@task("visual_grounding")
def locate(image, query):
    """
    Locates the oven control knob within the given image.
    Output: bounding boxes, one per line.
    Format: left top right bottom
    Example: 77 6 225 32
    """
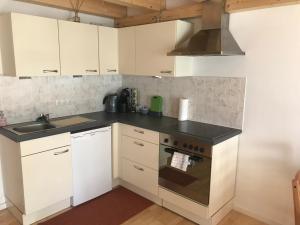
200 147 205 153
189 145 193 150
194 146 199 151
174 141 178 146
164 138 169 143
183 143 187 148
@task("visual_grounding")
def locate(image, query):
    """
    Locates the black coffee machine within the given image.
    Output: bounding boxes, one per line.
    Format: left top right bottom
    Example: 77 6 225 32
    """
118 88 138 113
118 88 131 113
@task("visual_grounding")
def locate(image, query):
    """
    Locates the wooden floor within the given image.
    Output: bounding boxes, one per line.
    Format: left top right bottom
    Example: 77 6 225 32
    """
0 205 268 225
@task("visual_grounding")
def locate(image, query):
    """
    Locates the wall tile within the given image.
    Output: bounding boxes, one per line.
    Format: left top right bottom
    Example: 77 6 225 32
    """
0 74 245 129
0 75 122 124
123 75 246 129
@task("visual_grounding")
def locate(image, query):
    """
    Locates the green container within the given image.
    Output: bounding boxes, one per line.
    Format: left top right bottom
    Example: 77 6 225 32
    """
149 96 163 117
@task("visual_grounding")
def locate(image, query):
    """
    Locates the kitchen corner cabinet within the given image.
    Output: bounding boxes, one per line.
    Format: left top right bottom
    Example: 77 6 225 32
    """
0 133 72 225
0 13 60 76
99 26 119 75
135 21 194 77
59 20 99 75
118 27 136 75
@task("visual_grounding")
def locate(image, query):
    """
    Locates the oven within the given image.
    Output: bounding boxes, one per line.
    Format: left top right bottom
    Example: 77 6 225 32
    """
159 133 212 206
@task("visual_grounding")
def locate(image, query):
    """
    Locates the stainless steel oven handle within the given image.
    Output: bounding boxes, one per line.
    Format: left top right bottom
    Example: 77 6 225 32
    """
133 165 144 171
163 147 205 161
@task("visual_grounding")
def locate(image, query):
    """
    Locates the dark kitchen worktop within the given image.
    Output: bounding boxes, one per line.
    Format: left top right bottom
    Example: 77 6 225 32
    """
0 111 242 145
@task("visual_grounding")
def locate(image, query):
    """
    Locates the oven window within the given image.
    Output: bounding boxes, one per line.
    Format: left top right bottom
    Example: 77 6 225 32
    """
159 145 211 205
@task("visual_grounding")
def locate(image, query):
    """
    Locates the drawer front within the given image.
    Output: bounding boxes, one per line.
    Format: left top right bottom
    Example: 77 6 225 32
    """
22 146 72 214
121 124 159 144
121 135 158 170
159 187 208 218
121 158 158 196
20 133 70 156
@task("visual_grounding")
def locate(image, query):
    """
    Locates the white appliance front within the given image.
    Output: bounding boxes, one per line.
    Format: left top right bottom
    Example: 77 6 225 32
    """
71 126 112 206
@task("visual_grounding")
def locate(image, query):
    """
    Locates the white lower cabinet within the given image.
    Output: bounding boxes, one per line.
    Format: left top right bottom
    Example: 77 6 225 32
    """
121 158 158 196
119 124 159 197
22 146 72 214
0 133 72 225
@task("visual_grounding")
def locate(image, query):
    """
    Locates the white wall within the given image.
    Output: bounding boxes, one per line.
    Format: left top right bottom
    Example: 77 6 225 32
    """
193 5 300 225
0 0 114 210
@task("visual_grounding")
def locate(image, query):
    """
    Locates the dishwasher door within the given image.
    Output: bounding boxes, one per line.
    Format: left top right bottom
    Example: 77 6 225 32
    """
71 126 112 206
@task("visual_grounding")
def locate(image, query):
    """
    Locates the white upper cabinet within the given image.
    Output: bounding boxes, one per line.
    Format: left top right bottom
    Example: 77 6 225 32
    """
99 26 119 75
0 13 60 76
0 13 194 77
135 20 194 77
59 20 99 75
118 27 136 75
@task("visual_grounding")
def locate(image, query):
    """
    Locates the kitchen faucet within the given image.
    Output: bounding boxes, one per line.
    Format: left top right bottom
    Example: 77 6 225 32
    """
36 113 50 123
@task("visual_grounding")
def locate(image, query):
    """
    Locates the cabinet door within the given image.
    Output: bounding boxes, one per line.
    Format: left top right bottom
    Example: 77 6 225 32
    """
59 20 99 75
118 27 135 75
135 21 176 76
11 13 60 76
121 158 158 195
99 26 119 75
22 147 72 214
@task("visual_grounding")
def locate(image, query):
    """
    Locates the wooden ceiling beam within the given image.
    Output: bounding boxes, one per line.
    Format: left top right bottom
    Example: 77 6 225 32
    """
17 0 127 18
104 0 166 11
116 0 300 28
115 3 203 27
226 0 300 13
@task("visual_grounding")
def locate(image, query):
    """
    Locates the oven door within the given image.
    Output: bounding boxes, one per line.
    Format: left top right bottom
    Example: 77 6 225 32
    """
159 144 211 205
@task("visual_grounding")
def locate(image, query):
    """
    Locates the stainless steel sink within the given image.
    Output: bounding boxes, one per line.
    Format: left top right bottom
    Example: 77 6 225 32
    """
12 122 56 134
3 116 95 135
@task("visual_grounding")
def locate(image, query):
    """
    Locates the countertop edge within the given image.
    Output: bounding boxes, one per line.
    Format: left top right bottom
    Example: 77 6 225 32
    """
0 112 242 145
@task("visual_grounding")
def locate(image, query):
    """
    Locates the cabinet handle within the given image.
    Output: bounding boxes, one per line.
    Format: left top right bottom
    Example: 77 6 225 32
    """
160 70 172 74
86 69 98 72
134 129 144 134
133 165 144 172
54 149 69 155
134 141 144 147
43 69 58 73
107 69 117 72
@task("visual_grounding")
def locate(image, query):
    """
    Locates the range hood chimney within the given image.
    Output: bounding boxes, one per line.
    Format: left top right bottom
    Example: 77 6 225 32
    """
168 0 245 56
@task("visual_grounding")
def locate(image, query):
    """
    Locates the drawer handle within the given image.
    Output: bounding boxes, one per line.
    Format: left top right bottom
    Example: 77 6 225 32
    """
134 165 144 171
54 150 69 155
107 69 117 72
86 69 98 72
160 70 172 74
43 69 58 73
134 141 144 147
134 129 144 134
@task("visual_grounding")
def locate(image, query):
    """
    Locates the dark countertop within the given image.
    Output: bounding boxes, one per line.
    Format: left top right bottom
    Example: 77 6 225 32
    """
0 111 241 145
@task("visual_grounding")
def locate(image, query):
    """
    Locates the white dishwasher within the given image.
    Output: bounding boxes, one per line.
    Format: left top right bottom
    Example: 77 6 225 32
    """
71 126 112 206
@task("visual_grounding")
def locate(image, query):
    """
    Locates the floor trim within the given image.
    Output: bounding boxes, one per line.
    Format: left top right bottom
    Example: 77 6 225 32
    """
234 204 283 225
0 202 6 211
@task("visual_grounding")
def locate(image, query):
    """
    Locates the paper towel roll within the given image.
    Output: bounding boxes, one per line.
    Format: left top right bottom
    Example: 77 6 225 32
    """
178 98 189 121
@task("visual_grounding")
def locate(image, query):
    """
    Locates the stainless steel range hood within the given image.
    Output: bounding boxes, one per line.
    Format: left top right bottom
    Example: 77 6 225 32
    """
168 0 245 56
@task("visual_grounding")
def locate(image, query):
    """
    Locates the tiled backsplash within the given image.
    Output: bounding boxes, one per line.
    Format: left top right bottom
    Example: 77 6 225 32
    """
0 75 246 129
0 75 122 124
123 76 246 129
